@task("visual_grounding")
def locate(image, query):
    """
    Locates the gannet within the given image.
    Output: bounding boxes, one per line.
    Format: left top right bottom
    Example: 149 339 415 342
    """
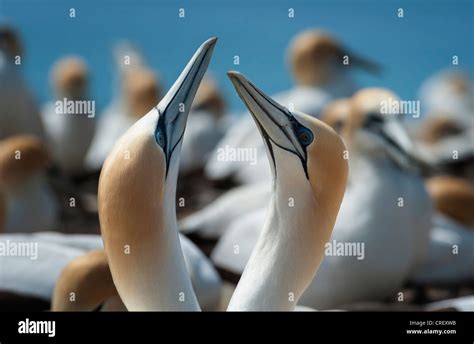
205 29 379 185
0 24 45 140
411 176 474 284
0 232 220 309
41 56 96 175
418 69 473 121
212 88 433 309
52 234 222 311
0 135 59 233
85 50 162 171
179 76 228 175
415 114 474 180
224 71 348 310
99 38 217 311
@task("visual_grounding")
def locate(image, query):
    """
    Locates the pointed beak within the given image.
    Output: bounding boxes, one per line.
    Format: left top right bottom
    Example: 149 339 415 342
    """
155 37 217 174
227 71 312 178
342 49 381 75
365 117 432 174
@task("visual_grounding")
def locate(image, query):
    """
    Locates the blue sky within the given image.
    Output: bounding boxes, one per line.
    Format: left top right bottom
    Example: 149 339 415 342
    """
1 0 473 113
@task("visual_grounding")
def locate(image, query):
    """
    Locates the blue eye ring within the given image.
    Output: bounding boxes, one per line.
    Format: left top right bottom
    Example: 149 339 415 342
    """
297 127 313 146
155 129 165 147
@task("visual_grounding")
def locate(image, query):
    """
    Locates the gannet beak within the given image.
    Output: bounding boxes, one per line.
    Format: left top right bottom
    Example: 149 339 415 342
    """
348 51 381 75
364 116 430 173
227 71 313 178
155 37 217 175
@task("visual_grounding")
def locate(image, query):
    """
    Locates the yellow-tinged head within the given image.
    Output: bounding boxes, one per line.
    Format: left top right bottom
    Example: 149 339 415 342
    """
288 29 380 86
51 56 88 99
0 135 50 188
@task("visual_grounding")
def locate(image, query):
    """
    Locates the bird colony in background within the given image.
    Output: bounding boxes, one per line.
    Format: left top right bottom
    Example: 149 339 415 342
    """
0 20 473 312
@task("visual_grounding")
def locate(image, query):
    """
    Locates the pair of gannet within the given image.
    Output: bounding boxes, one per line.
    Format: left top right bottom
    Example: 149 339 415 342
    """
0 24 45 140
99 37 347 311
411 176 474 285
0 135 59 233
85 44 162 170
211 88 433 309
41 57 96 175
204 29 379 185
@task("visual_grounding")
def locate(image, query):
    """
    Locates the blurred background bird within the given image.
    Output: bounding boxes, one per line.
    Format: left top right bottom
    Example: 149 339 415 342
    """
41 56 96 176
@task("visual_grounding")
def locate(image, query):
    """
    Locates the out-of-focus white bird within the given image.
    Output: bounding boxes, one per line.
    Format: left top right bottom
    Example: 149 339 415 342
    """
411 176 474 285
0 24 45 140
0 232 222 310
418 69 474 121
212 89 433 309
414 114 474 182
85 44 162 170
205 29 380 185
0 135 59 233
41 56 96 175
180 77 228 174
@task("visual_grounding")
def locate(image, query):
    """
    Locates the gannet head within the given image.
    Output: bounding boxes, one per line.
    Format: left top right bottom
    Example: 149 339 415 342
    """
321 98 351 134
344 87 424 171
0 135 50 191
51 56 88 99
420 114 464 144
227 71 348 220
99 37 217 310
288 29 379 86
124 67 162 119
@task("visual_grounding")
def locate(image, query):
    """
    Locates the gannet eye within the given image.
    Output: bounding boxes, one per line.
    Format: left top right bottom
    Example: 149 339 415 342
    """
297 127 313 146
155 129 165 147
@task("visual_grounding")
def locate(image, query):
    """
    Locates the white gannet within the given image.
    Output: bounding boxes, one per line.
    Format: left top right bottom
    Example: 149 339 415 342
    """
85 54 162 171
0 24 45 140
213 89 433 309
224 71 348 310
0 232 220 309
41 56 96 175
418 69 474 121
0 232 100 300
415 114 474 181
205 29 379 185
52 233 222 311
179 76 228 175
411 176 474 285
0 135 59 233
99 38 217 311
